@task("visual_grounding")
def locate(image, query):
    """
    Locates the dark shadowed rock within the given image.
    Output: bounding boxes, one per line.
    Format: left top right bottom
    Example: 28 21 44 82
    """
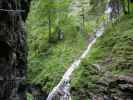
92 75 133 100
0 0 31 100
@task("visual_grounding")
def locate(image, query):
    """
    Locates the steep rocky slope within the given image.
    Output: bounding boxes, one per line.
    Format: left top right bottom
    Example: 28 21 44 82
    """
71 15 133 100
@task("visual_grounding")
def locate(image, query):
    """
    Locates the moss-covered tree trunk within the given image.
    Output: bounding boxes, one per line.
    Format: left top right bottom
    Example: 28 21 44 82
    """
0 0 30 100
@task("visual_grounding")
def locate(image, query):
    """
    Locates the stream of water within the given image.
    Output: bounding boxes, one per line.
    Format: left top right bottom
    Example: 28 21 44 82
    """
47 2 112 100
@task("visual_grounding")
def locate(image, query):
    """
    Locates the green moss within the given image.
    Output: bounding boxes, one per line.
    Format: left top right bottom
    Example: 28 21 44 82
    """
71 15 133 99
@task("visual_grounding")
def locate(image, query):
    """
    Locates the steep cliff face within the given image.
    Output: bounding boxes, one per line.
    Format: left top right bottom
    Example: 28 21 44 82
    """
0 0 30 100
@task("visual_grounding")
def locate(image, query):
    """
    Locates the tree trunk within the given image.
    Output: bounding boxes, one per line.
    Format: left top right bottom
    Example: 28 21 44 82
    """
48 14 52 42
81 8 85 32
121 0 127 14
0 0 30 100
128 0 130 14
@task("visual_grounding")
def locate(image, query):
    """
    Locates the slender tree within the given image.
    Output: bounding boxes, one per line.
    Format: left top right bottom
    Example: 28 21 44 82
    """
48 10 52 42
128 0 130 14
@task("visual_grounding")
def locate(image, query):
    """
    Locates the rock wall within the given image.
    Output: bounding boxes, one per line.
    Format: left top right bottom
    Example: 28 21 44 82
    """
0 0 30 100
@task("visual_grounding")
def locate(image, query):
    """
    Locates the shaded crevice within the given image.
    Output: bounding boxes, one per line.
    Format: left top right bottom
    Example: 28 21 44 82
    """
0 41 11 59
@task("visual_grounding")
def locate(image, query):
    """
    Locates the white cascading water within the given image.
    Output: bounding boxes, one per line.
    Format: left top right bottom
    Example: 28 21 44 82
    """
47 2 112 100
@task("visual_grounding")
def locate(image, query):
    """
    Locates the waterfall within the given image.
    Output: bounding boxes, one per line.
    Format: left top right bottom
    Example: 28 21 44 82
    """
46 1 112 100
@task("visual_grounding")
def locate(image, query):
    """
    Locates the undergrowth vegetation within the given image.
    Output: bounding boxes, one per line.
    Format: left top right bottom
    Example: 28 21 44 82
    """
71 14 133 100
26 0 96 92
26 0 133 99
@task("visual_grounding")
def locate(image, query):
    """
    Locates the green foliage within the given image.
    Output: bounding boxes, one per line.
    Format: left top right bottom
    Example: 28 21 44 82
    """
120 0 133 14
26 93 33 100
26 0 133 98
27 0 95 92
26 0 133 99
71 15 133 99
